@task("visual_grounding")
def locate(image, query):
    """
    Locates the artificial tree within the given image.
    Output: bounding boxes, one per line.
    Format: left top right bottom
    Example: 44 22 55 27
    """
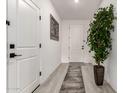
87 4 115 85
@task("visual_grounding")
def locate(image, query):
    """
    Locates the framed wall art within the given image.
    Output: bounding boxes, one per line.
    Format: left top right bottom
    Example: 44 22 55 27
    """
50 14 59 41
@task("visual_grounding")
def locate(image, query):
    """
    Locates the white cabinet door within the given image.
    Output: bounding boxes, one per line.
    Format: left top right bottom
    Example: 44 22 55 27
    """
69 25 84 62
7 0 40 93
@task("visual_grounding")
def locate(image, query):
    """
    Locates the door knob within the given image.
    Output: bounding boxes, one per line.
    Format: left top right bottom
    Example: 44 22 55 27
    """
10 53 22 58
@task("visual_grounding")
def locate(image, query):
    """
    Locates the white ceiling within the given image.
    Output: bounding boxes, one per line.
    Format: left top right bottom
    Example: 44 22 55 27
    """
51 0 102 20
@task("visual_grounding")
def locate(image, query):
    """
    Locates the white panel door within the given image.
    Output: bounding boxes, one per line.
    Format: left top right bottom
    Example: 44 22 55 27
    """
7 0 40 93
69 25 84 62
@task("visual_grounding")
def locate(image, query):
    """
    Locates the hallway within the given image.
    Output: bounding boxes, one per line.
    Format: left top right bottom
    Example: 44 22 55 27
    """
7 0 117 93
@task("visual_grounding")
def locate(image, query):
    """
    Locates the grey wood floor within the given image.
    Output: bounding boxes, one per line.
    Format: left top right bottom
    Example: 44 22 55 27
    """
34 63 116 93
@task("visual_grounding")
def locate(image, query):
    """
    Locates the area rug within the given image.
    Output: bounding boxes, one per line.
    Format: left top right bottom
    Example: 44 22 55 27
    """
59 63 85 93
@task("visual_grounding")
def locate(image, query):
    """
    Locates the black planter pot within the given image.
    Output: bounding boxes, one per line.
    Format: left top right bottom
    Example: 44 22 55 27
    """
94 65 105 86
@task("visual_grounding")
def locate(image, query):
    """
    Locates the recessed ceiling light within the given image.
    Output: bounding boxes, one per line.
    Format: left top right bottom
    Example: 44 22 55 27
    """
75 0 79 3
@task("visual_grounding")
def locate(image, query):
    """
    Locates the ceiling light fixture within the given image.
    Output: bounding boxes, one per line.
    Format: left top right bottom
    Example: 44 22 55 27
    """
75 0 79 3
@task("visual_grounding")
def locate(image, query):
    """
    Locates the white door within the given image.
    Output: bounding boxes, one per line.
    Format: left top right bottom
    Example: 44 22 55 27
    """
69 25 84 62
7 0 41 93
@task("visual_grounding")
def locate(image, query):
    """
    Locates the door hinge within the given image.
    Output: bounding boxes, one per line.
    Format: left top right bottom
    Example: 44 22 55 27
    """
6 20 10 26
39 43 42 48
39 71 42 76
39 16 41 21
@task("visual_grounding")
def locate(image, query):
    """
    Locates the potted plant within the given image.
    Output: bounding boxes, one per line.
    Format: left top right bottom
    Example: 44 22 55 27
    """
87 4 115 86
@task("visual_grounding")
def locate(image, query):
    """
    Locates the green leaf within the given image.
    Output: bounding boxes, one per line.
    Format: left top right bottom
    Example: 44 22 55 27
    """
86 4 116 65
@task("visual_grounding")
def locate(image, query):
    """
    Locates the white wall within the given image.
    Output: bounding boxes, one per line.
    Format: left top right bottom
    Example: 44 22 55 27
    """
99 0 117 91
61 20 94 63
31 0 117 91
32 0 62 84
